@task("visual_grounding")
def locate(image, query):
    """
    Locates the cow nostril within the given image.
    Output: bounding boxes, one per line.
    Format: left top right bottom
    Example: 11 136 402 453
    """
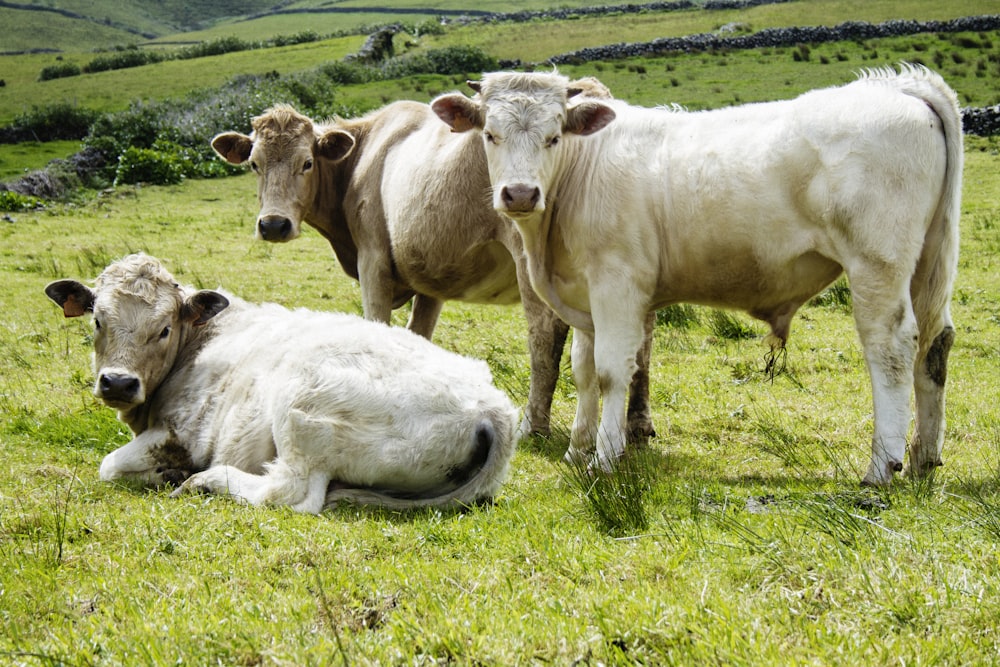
98 373 140 400
258 216 293 242
500 184 541 213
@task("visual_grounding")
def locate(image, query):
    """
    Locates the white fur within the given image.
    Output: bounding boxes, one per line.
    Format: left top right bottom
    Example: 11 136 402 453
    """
58 254 518 513
434 66 963 484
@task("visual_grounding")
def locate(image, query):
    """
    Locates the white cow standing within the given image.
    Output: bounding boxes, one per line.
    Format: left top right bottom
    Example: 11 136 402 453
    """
432 65 963 485
45 254 518 513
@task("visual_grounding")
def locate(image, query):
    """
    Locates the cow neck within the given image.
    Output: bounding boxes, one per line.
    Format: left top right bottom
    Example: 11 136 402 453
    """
122 303 227 436
514 194 595 332
310 135 362 280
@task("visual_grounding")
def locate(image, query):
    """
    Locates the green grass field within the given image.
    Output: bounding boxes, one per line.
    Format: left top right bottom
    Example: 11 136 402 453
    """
1 145 997 665
2 1 1000 662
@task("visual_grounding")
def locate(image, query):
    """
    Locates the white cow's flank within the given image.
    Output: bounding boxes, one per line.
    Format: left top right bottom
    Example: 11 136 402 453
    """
433 66 962 485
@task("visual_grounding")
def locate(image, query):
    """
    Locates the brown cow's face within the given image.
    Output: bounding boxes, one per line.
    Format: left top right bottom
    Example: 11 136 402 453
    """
46 254 228 410
212 105 355 243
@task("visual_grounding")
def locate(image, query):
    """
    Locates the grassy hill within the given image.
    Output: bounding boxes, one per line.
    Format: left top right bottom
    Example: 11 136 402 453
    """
1 0 997 182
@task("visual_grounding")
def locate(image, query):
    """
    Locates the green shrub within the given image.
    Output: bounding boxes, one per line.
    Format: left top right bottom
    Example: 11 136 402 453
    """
272 31 321 47
38 62 81 81
114 146 184 186
381 46 498 78
83 48 163 74
320 61 379 85
12 103 98 142
0 191 43 212
177 36 252 59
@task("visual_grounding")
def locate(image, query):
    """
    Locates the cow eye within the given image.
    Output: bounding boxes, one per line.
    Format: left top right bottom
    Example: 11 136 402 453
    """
484 132 496 145
94 318 102 331
250 161 259 172
303 159 313 172
159 326 171 340
546 136 560 148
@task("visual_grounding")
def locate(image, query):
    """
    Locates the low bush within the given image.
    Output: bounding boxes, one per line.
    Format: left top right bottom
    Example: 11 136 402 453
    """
38 62 81 81
113 146 184 186
0 190 43 211
382 45 499 78
83 48 164 74
10 104 99 142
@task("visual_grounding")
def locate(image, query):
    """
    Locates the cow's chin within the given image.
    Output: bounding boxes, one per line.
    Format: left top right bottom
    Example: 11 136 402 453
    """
95 393 145 411
500 209 543 226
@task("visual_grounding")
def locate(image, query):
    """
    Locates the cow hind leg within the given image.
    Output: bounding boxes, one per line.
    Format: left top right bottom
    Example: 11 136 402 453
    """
626 311 656 444
174 460 328 514
518 263 570 439
406 293 444 339
851 276 920 486
909 321 954 478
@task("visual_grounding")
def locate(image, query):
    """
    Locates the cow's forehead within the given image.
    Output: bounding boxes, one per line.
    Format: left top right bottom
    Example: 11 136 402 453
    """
479 73 570 134
93 254 183 321
488 98 566 139
250 106 315 159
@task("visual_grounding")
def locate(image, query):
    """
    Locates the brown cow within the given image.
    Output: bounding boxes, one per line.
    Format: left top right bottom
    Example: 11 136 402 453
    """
212 88 654 441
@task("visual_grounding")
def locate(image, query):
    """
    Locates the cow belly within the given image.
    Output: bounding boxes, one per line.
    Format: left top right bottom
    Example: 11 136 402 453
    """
395 242 520 304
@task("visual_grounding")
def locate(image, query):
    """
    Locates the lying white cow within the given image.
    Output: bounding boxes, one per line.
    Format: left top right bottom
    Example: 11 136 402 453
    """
432 65 963 485
45 254 518 513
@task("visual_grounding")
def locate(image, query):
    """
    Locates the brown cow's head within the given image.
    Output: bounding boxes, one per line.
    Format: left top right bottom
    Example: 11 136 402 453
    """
212 104 356 242
45 254 228 411
431 72 615 220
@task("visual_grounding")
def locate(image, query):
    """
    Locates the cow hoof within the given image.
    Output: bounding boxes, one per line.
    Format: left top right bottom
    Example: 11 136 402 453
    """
626 420 656 445
861 458 904 487
907 458 944 479
563 447 594 468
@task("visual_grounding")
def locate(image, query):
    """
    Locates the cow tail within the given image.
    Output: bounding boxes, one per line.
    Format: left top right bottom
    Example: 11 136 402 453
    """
323 407 517 511
901 64 963 359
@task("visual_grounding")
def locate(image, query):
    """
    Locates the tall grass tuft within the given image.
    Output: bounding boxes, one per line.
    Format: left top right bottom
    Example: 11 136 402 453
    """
561 443 657 538
707 309 759 341
809 277 852 310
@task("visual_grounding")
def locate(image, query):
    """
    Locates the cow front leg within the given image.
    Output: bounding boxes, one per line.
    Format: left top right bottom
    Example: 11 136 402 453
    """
518 265 570 438
566 327 599 465
100 427 194 487
590 285 648 472
356 247 396 324
407 293 444 339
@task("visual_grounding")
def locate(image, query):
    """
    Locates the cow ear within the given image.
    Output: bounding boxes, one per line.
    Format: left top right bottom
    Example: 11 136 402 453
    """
45 280 95 318
316 130 355 163
467 80 482 93
181 291 229 327
211 132 253 165
431 94 482 133
565 101 616 136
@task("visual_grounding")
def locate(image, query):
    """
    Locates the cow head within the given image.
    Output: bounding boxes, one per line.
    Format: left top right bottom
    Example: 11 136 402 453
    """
45 254 229 411
431 72 616 220
212 105 356 242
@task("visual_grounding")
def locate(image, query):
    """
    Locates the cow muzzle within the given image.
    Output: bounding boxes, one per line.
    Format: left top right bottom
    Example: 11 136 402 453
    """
96 371 143 406
257 215 296 242
499 184 542 215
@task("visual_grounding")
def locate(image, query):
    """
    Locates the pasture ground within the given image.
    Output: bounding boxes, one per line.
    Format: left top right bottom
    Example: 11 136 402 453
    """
0 137 998 662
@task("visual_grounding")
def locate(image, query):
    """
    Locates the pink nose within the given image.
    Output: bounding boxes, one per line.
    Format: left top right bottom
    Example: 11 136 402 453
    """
500 184 540 213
